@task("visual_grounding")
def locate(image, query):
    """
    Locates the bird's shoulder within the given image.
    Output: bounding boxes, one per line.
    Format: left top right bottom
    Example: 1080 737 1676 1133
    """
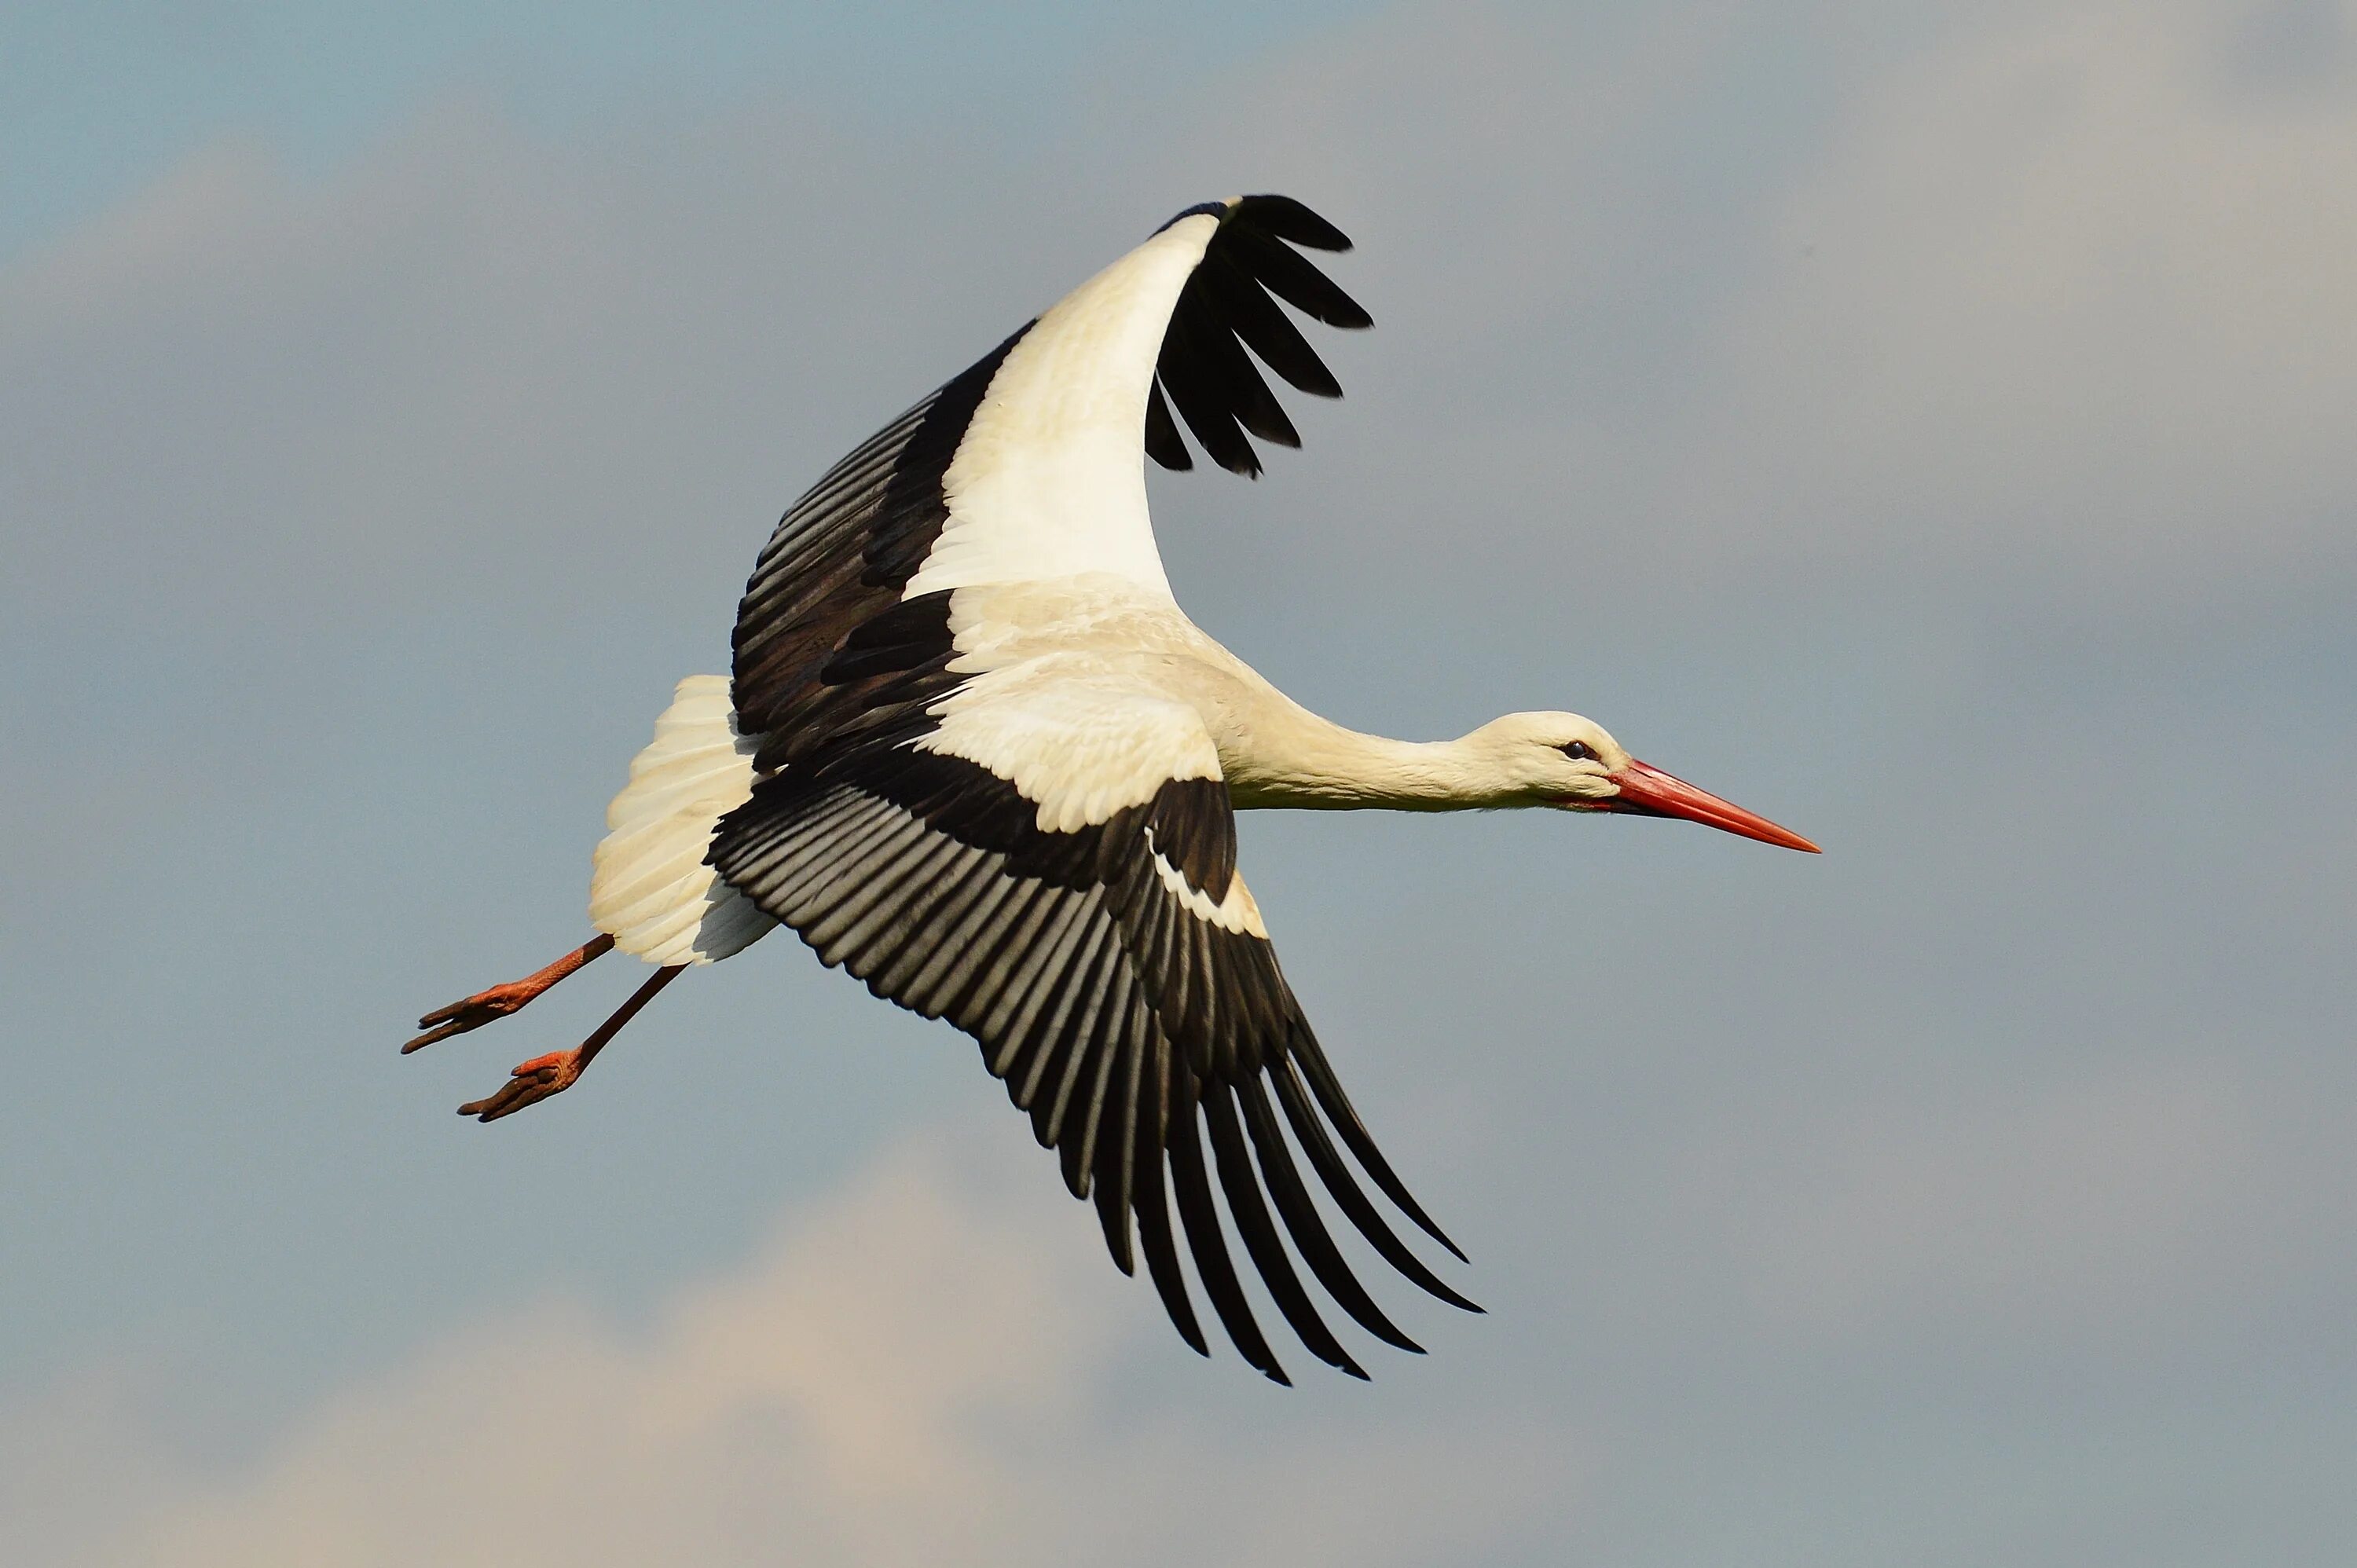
937 575 1277 787
944 573 1205 654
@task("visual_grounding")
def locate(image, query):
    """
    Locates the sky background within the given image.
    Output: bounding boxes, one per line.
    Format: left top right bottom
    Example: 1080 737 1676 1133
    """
4 1 2355 1563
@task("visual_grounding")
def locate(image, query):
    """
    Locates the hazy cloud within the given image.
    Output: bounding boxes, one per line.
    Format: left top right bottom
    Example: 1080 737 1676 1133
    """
1688 0 2357 588
5 1138 1579 1568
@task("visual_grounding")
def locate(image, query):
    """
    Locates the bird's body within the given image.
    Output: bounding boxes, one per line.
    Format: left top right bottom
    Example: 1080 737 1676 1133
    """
409 196 1815 1384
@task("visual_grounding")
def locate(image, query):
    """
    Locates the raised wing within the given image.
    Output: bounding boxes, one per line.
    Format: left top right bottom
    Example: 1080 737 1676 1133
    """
710 681 1473 1383
730 196 1367 767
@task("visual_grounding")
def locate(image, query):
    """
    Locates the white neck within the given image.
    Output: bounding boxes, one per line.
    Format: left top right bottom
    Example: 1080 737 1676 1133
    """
1222 709 1506 812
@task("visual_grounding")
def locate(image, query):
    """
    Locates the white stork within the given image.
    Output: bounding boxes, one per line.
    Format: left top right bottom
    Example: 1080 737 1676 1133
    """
406 196 1816 1383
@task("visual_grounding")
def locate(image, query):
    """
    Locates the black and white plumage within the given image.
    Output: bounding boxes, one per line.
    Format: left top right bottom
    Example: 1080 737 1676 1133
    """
409 196 1817 1385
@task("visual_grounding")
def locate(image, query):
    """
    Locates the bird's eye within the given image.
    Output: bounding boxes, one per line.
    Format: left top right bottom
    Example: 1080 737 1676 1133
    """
1560 740 1596 761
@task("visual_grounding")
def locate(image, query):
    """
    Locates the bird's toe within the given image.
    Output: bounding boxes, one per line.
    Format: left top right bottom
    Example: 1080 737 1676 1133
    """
458 1050 584 1122
404 987 531 1053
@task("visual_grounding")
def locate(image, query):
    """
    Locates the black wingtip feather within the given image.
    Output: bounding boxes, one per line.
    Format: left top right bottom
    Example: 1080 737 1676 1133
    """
1158 318 1264 478
1234 194 1354 252
1203 1083 1368 1380
1288 1028 1469 1262
1138 1170 1208 1354
1135 1057 1209 1355
1147 194 1363 481
1091 1029 1144 1276
1204 254 1344 400
1168 1085 1290 1383
1270 1056 1484 1316
1144 379 1193 471
1096 1179 1136 1275
1228 225 1373 330
1233 1074 1426 1355
1195 318 1301 449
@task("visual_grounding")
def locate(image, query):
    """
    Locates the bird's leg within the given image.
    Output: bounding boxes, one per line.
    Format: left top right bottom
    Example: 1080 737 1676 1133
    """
403 933 616 1053
457 962 684 1123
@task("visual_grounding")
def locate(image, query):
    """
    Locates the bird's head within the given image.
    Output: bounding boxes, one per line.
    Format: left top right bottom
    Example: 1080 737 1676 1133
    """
1464 712 1820 852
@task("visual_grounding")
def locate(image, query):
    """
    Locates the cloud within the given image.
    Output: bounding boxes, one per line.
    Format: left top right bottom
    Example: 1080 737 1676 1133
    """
5 1138 1580 1568
1681 0 2357 591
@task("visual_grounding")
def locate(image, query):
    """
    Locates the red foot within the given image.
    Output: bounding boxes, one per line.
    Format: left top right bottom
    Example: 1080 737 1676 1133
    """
403 982 535 1052
448 961 683 1126
456 1049 585 1122
402 935 614 1053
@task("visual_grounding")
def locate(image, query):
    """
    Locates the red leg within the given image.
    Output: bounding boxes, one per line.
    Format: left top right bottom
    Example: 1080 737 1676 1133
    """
403 933 615 1053
458 963 685 1122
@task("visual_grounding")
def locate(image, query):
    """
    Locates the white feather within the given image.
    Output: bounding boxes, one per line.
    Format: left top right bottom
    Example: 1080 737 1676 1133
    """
903 212 1222 601
915 654 1222 834
1148 848 1268 938
589 675 776 965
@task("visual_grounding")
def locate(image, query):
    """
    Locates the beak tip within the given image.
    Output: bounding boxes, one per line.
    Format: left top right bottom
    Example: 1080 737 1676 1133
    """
1615 760 1820 855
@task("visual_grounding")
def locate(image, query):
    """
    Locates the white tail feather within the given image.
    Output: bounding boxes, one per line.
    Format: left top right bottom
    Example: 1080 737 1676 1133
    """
589 675 775 965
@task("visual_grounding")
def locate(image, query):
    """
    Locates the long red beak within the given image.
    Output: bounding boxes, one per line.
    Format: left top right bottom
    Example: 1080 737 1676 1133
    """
1602 760 1820 852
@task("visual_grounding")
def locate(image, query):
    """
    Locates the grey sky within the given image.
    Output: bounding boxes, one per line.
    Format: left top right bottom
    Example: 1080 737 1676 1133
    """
4 2 2353 1563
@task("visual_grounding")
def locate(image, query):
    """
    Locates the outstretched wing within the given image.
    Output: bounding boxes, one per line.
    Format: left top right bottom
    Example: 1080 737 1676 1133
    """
729 196 1369 771
714 196 1442 1379
710 680 1474 1383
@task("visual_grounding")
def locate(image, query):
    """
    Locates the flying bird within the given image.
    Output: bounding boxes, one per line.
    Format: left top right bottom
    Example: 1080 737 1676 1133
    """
406 195 1817 1383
